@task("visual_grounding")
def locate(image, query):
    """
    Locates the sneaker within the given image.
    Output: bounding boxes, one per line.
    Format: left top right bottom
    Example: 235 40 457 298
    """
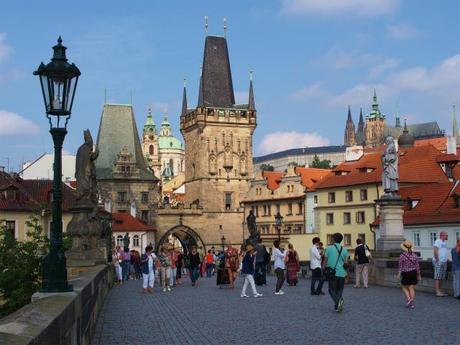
274 291 285 295
405 298 413 308
162 288 167 292
337 298 344 312
436 292 448 297
240 294 249 298
254 293 263 298
167 286 171 292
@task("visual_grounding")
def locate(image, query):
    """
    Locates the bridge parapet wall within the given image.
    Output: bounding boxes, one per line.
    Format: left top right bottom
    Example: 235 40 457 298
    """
0 264 113 345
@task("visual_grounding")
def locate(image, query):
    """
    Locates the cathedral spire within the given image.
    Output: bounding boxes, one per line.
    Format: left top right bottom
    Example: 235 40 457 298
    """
368 89 384 119
344 105 356 146
356 108 365 146
395 103 401 128
181 77 188 117
248 70 255 110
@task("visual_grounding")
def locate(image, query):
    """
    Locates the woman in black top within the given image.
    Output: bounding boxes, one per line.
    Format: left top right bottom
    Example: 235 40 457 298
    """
176 250 184 284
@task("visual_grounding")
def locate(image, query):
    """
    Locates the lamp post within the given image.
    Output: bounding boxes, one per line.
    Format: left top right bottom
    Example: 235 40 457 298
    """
274 211 283 242
34 37 80 292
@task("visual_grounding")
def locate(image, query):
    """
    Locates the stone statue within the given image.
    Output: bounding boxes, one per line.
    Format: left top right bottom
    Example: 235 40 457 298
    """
123 232 130 251
75 129 99 204
382 136 399 194
246 210 259 245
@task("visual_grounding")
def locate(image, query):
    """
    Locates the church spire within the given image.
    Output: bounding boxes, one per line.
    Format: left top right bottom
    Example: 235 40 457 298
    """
344 105 356 147
368 89 384 119
248 70 255 110
395 103 401 128
181 77 188 117
355 107 365 146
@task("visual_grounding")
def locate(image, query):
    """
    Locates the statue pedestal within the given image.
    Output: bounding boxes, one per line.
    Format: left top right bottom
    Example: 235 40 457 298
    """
66 202 107 269
375 194 405 253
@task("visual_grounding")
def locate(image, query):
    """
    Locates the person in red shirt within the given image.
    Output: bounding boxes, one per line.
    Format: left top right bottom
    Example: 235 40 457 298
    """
205 250 214 278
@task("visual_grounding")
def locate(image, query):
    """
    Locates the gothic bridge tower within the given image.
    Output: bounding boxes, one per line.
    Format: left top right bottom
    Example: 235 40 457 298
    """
180 33 257 212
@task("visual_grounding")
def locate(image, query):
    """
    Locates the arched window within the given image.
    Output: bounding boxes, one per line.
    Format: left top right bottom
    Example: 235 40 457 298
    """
149 145 154 155
133 235 139 247
116 235 123 246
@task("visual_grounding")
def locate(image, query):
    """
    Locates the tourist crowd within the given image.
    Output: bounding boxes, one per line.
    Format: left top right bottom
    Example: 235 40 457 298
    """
112 231 460 312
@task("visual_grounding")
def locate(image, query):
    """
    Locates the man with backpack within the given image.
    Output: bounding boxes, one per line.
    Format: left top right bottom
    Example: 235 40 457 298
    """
323 233 350 312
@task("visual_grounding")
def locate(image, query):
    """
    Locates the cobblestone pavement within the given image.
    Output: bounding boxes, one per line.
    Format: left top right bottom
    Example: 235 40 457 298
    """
92 274 460 345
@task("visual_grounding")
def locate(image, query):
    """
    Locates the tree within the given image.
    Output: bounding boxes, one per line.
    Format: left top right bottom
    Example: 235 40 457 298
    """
260 163 274 172
310 155 332 169
0 216 49 317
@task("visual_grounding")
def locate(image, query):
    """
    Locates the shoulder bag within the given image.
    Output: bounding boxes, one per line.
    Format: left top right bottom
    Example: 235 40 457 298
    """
323 245 343 280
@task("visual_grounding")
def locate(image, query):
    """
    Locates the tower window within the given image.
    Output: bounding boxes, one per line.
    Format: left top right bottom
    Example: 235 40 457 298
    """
225 192 232 210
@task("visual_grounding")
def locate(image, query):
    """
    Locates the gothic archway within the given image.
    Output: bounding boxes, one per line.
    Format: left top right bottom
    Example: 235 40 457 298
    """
157 225 205 255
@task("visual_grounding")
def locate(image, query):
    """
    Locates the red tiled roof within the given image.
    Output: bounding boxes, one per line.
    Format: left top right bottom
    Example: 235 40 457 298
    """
436 153 460 164
414 137 447 152
295 167 331 190
262 171 284 191
0 172 76 212
372 182 460 226
112 212 156 232
315 145 453 189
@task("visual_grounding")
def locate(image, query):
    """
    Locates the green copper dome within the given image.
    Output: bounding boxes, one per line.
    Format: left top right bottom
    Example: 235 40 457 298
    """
158 136 183 150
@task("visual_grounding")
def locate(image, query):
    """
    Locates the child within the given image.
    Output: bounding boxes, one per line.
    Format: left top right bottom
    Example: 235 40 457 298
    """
241 244 263 298
140 245 156 293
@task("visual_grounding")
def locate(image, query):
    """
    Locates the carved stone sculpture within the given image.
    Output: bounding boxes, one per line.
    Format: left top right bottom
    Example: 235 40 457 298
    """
245 210 259 245
382 136 399 195
75 129 99 205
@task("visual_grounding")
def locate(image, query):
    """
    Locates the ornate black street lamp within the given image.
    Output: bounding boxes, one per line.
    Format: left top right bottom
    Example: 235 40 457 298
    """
274 211 283 242
221 235 226 252
34 37 80 292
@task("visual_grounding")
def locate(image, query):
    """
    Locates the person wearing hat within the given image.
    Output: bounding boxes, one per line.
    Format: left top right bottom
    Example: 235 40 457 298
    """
397 240 421 309
240 243 263 298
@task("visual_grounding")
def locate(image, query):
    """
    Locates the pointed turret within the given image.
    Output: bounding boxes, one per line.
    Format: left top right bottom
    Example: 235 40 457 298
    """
356 108 365 145
368 89 385 119
398 118 415 148
248 71 255 110
197 67 204 107
181 79 188 117
143 106 156 134
344 105 356 146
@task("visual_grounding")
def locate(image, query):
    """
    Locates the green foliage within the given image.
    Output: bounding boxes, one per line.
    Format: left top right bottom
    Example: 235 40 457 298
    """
0 216 49 318
260 163 274 172
310 155 332 169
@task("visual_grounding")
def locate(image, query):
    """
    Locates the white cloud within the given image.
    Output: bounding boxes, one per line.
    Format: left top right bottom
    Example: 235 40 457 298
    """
281 0 399 17
257 131 330 155
368 58 400 79
0 110 40 136
0 32 10 64
386 23 420 40
290 82 326 101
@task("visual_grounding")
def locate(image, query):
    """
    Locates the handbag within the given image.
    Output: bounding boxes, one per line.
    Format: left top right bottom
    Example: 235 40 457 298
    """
323 245 343 280
365 245 372 259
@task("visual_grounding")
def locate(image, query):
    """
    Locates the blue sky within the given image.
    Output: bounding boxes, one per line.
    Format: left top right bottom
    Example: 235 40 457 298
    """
1 0 460 171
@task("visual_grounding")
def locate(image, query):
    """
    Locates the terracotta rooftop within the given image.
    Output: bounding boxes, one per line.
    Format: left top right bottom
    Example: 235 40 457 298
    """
372 182 460 226
0 171 76 212
295 167 331 190
315 145 455 189
112 212 156 232
262 171 284 191
414 137 447 152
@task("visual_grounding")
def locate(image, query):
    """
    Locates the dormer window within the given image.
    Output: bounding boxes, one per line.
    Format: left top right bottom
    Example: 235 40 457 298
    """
1 187 18 200
407 198 420 210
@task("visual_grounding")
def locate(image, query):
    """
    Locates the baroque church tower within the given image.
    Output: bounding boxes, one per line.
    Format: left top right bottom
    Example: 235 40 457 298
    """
344 105 356 146
142 107 161 177
180 33 257 211
364 90 385 147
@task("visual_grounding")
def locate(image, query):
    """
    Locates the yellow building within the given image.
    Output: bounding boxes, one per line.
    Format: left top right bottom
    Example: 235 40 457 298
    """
0 170 75 241
314 144 453 252
242 166 330 260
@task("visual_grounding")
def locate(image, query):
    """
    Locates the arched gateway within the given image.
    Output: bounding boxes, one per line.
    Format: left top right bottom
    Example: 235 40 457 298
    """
157 225 206 255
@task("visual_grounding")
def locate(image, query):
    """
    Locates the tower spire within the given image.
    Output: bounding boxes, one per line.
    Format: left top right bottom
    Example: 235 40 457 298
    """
347 105 352 121
368 89 384 119
205 16 208 36
344 105 356 146
395 102 401 128
181 77 188 117
223 18 227 38
248 70 255 110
